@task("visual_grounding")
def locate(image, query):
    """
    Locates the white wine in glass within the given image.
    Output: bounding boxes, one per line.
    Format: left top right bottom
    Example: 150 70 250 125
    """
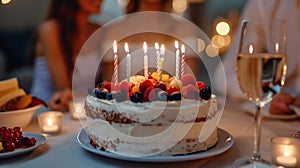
234 20 287 167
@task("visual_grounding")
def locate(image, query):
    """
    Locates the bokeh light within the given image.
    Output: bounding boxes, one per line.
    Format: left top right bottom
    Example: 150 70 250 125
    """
216 21 230 36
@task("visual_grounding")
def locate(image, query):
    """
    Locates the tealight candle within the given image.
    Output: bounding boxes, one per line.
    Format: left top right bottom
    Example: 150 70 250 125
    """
38 111 63 134
271 137 300 167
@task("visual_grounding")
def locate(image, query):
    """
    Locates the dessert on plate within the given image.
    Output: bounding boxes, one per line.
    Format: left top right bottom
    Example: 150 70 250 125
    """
85 72 218 156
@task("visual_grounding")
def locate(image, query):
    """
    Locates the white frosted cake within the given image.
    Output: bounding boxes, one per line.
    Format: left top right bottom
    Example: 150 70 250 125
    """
84 73 218 156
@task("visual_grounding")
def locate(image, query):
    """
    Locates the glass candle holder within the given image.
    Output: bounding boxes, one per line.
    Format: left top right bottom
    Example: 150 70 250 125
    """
38 111 63 134
271 137 300 167
69 101 86 120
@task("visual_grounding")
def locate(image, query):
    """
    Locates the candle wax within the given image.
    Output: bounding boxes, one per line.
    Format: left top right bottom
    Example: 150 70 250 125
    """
276 156 297 167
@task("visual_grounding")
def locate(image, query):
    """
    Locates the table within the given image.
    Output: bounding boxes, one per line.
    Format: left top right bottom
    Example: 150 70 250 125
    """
1 99 299 168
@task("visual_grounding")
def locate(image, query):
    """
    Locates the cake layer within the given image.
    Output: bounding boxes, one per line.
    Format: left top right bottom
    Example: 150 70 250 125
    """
87 121 218 156
85 94 217 124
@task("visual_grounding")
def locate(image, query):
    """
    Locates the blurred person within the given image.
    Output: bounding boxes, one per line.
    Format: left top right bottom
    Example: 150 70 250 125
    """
100 0 206 84
215 0 300 115
30 0 103 110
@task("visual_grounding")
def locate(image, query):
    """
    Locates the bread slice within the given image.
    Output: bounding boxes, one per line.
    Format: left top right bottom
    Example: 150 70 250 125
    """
0 78 26 107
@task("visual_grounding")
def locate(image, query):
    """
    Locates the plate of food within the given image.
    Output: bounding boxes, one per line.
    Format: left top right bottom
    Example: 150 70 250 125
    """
76 128 234 163
0 129 46 159
241 102 299 119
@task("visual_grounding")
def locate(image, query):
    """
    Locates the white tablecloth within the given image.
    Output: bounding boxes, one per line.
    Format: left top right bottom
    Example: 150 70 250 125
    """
1 100 299 168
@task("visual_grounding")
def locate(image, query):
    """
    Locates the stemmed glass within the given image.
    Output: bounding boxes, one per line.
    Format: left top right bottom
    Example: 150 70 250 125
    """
234 20 287 167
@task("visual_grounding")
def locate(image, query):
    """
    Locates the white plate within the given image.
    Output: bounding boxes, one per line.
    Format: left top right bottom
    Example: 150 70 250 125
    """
0 132 46 159
76 128 234 162
241 102 299 119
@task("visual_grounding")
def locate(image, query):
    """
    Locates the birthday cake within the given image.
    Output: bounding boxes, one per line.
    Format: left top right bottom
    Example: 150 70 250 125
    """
84 72 218 156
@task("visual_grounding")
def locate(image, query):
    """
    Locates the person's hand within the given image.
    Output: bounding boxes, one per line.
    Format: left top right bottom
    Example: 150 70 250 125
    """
269 92 300 115
49 88 72 111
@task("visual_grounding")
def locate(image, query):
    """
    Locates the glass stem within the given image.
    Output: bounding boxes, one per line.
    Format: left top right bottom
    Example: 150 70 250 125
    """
252 104 263 161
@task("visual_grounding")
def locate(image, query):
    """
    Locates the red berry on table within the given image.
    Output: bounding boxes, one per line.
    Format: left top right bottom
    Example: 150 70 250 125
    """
4 142 15 152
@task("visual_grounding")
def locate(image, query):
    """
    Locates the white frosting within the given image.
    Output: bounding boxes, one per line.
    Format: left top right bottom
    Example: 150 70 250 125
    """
85 95 218 156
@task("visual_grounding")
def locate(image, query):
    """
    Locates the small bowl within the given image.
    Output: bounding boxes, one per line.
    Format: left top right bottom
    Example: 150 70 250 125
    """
0 105 42 128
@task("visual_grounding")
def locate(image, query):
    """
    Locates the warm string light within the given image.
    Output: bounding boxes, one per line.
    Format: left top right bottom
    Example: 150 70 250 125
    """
181 44 186 77
113 40 118 84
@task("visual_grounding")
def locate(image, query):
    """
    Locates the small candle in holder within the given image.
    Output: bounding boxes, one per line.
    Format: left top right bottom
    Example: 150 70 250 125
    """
38 111 63 134
271 137 300 167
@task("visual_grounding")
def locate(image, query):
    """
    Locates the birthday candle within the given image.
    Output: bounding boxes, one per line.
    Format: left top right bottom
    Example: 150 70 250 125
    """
113 40 118 84
155 42 160 70
175 41 180 79
143 42 148 79
158 44 165 81
181 44 186 78
124 42 131 82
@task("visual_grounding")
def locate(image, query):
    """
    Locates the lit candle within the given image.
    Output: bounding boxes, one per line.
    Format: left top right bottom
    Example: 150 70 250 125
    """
143 42 148 79
276 155 297 167
181 44 186 78
38 111 63 134
43 118 58 132
155 42 160 70
271 137 300 167
175 41 180 79
158 44 165 81
113 40 118 84
124 42 131 82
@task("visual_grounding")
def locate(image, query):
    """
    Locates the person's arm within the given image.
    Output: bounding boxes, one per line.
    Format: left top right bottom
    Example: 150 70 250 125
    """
39 20 71 91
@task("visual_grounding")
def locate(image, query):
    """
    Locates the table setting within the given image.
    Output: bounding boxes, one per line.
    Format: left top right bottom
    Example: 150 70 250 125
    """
1 17 300 168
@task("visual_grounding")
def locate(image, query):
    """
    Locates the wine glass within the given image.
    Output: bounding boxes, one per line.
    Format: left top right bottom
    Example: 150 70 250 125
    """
234 20 287 167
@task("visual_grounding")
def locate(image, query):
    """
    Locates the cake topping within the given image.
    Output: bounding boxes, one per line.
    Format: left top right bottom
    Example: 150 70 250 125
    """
93 73 211 103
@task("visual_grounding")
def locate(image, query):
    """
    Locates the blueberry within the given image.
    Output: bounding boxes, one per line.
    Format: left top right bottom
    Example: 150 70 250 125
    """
157 90 168 101
130 92 143 103
169 91 181 101
95 88 108 99
106 92 113 100
199 87 212 100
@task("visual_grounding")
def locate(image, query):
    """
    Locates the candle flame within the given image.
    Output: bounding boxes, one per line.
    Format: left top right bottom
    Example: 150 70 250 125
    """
155 42 159 50
47 119 53 126
125 42 129 53
160 44 165 56
113 40 117 54
181 44 185 54
175 41 179 49
143 41 147 54
249 44 253 54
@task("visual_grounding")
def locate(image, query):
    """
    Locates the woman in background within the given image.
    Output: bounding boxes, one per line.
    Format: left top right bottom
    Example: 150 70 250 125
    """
30 0 103 110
